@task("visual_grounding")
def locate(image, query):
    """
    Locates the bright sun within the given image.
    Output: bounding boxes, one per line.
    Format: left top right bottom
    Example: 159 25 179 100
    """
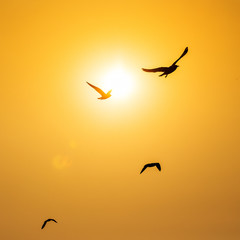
100 64 134 100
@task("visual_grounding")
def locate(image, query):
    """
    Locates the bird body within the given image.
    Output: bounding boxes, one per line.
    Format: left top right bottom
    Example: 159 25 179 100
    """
87 82 112 100
41 218 57 229
140 162 161 174
142 47 188 78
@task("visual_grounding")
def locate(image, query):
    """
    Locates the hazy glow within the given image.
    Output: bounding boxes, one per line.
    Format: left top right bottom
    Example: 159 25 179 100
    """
52 155 72 169
101 64 134 100
1 1 240 239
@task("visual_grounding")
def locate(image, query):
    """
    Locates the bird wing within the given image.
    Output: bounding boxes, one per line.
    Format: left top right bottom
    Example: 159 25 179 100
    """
155 163 161 171
142 67 168 73
140 165 148 174
41 219 57 229
49 219 57 223
172 47 188 65
41 221 47 229
87 82 105 96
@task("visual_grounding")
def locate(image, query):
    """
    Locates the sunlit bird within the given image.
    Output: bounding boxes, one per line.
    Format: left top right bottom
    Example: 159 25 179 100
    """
140 162 161 174
142 47 188 78
41 219 57 229
87 82 112 100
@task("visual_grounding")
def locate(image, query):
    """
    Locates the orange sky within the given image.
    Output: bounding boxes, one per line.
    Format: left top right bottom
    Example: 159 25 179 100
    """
0 1 240 239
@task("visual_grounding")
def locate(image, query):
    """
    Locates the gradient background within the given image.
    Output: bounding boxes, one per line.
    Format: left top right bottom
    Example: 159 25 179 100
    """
0 0 240 239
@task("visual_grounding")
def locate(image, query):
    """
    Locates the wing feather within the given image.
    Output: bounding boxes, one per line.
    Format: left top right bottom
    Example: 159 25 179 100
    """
140 165 148 174
49 219 57 223
41 221 47 229
172 47 188 65
87 82 105 96
155 163 161 171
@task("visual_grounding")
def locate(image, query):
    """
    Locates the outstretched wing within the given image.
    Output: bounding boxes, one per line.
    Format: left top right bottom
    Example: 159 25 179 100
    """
142 67 168 73
41 220 47 229
140 164 148 174
172 47 188 65
155 163 161 171
87 82 105 96
49 219 57 223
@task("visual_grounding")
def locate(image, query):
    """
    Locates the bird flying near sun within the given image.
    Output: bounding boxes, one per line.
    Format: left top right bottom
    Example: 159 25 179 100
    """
87 82 112 100
142 47 188 78
41 218 58 229
140 162 161 174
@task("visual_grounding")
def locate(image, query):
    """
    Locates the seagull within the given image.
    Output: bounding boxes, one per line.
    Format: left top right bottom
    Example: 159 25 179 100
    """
41 219 57 229
87 82 112 100
140 162 161 174
142 47 188 78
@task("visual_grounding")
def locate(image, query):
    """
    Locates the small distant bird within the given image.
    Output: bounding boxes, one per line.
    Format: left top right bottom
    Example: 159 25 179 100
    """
142 47 188 78
87 82 112 100
41 219 57 229
140 162 161 174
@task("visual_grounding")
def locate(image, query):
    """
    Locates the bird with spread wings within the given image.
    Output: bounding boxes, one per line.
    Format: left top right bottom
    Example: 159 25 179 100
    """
140 162 161 174
87 82 112 100
142 47 188 78
41 218 58 229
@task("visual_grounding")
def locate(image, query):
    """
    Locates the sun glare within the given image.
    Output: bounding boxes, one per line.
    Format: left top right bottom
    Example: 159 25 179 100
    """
100 64 134 100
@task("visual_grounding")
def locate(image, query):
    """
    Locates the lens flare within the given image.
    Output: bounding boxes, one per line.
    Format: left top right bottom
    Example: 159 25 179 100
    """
52 155 72 169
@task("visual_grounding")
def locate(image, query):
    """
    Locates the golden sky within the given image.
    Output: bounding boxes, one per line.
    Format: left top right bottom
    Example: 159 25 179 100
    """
0 0 240 239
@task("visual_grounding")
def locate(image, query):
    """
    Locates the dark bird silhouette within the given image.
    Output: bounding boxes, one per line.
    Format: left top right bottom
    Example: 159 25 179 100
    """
142 47 188 78
41 219 57 229
140 162 161 174
87 82 112 100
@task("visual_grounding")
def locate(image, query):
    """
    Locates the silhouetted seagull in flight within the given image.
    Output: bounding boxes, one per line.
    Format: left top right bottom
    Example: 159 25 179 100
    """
140 162 161 174
142 47 188 78
87 82 112 100
41 219 57 229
